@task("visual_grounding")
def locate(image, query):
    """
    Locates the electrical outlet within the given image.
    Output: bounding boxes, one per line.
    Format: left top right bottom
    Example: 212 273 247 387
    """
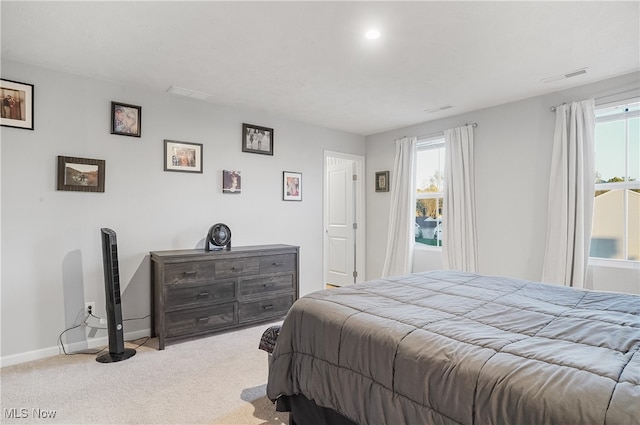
85 302 96 315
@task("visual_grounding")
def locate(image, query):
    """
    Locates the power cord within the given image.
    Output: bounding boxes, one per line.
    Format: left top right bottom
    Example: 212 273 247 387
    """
58 312 105 356
126 336 151 350
58 310 152 356
89 306 150 323
124 314 151 322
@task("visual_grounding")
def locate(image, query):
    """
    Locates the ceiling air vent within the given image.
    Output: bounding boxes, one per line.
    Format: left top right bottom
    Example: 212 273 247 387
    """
542 68 587 83
425 105 453 113
167 85 213 100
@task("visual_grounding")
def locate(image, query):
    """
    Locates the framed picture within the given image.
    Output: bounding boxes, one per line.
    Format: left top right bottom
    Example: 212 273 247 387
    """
57 156 105 193
111 101 141 137
375 171 390 192
222 170 242 193
242 123 273 155
164 140 203 173
283 171 302 201
1 79 34 130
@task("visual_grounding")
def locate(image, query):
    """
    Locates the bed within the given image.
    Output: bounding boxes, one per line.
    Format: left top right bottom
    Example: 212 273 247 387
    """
266 270 640 425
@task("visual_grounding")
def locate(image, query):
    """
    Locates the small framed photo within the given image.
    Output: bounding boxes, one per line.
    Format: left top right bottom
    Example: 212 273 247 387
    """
242 123 273 155
164 140 203 173
375 171 390 192
222 170 242 193
111 101 141 137
1 79 34 130
283 171 302 201
57 156 105 193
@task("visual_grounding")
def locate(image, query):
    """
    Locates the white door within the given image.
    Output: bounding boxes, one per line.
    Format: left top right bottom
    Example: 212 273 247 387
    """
326 160 355 286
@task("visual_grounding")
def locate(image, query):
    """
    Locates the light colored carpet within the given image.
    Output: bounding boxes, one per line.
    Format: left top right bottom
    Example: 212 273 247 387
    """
211 389 288 425
0 322 288 425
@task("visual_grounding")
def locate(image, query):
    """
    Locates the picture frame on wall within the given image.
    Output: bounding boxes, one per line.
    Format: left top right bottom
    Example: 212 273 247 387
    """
111 101 141 137
164 139 203 173
1 78 34 130
222 170 242 193
283 171 302 201
57 156 105 193
242 123 273 155
375 171 390 192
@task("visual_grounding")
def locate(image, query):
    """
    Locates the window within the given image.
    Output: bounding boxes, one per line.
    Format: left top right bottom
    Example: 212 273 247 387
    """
415 137 445 247
591 99 640 262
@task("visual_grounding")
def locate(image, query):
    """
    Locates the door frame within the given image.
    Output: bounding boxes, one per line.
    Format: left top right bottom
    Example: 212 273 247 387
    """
323 150 366 286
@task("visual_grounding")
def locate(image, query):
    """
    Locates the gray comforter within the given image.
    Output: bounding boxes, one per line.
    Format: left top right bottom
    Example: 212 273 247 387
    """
267 271 640 425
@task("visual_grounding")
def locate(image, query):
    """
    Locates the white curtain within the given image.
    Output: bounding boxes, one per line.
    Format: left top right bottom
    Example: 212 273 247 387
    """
382 137 417 277
442 125 478 272
542 99 595 288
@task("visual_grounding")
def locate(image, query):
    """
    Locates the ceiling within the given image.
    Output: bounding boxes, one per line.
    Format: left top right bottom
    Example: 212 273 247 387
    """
2 1 639 136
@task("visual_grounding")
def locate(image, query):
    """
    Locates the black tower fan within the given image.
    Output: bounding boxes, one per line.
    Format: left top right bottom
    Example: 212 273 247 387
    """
97 228 136 363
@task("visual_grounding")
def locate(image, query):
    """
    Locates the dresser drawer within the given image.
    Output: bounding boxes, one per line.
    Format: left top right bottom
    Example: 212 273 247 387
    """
260 254 296 274
239 294 294 323
166 280 236 311
163 261 217 285
165 303 237 338
239 274 294 298
215 258 259 279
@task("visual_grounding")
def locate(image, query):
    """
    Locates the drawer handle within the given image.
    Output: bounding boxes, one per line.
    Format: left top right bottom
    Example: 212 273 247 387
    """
263 282 274 288
272 262 285 267
231 267 244 272
262 304 274 311
197 317 209 324
183 271 197 278
197 292 210 298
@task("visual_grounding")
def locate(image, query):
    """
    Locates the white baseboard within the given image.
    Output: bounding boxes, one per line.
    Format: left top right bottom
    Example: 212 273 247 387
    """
0 329 151 368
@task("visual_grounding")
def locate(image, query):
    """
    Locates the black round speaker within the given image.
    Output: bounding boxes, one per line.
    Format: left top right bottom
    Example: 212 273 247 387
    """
206 223 231 251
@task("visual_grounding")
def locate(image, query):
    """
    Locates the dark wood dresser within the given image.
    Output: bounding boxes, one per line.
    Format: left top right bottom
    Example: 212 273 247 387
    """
150 244 299 350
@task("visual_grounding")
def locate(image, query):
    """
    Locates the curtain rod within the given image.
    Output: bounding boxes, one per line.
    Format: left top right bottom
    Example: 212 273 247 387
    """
414 122 478 141
549 88 640 112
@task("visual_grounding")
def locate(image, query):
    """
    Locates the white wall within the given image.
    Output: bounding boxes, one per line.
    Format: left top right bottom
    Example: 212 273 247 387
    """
365 72 640 294
0 60 365 364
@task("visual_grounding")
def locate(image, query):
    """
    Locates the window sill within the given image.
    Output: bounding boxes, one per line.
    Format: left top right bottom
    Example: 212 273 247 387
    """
414 243 442 252
588 258 640 270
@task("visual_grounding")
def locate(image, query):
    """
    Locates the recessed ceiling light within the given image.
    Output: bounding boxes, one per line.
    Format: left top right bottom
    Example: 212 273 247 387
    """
365 29 380 40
